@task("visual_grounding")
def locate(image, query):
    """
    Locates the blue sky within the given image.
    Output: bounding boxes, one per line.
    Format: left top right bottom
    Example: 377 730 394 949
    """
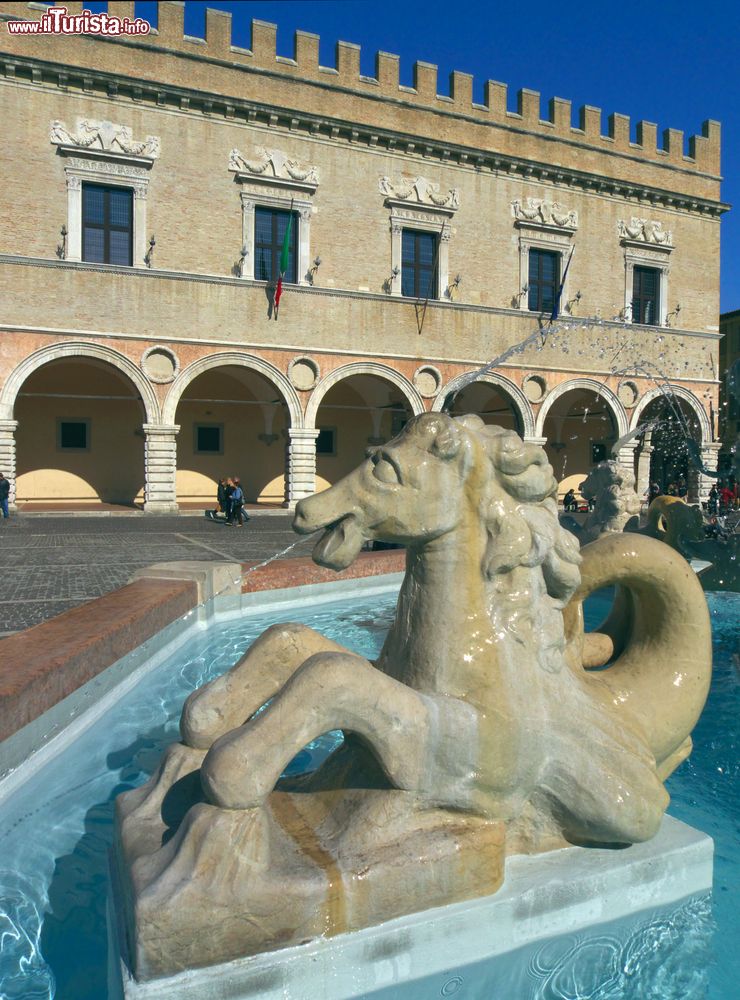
123 1 738 313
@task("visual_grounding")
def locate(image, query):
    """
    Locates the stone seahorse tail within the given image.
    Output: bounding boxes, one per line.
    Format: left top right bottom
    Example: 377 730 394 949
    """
562 533 712 774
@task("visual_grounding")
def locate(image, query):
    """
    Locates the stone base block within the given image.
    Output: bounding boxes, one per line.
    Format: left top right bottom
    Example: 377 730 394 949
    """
130 561 243 604
109 815 712 1000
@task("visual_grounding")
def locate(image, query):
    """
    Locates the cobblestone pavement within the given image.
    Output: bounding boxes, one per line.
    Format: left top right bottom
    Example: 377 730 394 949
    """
0 513 317 635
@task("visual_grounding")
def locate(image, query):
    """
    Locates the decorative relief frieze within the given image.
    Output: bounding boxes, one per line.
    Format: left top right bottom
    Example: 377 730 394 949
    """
50 119 160 159
379 175 460 211
229 147 319 190
63 156 151 180
617 218 673 246
511 198 578 230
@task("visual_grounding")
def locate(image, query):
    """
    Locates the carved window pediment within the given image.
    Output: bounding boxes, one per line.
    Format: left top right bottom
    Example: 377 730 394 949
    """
511 198 578 234
229 147 319 195
50 118 160 166
618 217 673 251
379 175 460 215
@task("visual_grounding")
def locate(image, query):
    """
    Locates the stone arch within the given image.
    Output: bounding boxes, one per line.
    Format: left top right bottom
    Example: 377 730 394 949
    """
629 385 711 444
163 352 303 429
305 362 424 428
535 378 629 439
431 371 536 438
0 341 160 423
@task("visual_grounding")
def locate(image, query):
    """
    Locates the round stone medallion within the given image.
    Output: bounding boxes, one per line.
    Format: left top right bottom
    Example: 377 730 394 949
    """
523 374 547 402
618 380 639 407
288 357 320 391
413 365 442 398
141 346 179 384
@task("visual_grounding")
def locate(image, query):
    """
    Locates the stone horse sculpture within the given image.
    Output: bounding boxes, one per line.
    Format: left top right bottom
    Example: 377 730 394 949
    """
115 414 712 980
577 459 641 545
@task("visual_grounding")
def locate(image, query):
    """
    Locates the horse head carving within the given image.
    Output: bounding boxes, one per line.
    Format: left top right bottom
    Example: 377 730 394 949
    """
116 414 712 978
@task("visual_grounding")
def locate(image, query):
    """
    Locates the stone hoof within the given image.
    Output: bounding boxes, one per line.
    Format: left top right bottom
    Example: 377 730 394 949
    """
180 677 231 749
116 743 207 864
199 729 272 810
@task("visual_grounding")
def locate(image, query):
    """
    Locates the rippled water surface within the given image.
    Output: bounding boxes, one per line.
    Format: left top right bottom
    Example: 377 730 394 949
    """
0 589 737 1000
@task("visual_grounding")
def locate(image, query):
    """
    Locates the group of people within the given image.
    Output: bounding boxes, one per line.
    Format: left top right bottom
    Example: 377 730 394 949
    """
209 477 250 526
647 478 688 505
707 481 739 516
562 488 595 512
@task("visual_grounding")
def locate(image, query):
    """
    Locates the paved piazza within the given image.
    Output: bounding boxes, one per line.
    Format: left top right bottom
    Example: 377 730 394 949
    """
0 514 316 636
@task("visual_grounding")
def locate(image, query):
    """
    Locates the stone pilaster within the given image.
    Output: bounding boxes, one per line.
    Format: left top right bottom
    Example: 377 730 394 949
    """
697 442 722 507
286 428 320 507
0 420 19 511
614 439 639 484
144 424 179 513
635 439 654 500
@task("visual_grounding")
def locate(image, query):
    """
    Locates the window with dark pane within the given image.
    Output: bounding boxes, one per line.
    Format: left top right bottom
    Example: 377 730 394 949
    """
528 249 560 313
59 421 88 450
82 183 133 265
254 207 297 283
316 428 336 455
195 425 222 454
632 266 660 325
401 229 437 299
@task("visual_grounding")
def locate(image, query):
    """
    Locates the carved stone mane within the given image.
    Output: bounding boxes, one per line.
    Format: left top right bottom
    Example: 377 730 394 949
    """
432 416 583 674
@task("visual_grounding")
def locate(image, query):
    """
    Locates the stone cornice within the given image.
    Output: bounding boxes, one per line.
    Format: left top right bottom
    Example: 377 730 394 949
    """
0 254 724 341
0 54 729 220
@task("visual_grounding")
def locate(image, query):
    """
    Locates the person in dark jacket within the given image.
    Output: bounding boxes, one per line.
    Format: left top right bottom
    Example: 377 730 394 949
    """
211 477 228 520
0 472 9 519
563 488 578 512
227 477 249 526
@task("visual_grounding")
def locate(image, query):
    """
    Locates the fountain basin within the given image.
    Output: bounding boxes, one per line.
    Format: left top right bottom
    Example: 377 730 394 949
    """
0 564 734 1000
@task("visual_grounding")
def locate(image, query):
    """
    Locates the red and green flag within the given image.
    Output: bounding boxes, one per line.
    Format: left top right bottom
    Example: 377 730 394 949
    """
274 210 293 319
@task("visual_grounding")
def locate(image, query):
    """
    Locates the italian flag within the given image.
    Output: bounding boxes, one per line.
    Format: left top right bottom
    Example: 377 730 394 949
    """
274 211 293 319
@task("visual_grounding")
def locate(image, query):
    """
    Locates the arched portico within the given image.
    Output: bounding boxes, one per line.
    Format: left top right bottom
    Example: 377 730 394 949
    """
535 379 628 440
432 372 535 439
629 385 711 442
630 385 715 502
163 353 302 429
305 364 424 492
2 343 158 509
537 379 628 496
305 363 424 428
167 353 303 508
0 341 159 423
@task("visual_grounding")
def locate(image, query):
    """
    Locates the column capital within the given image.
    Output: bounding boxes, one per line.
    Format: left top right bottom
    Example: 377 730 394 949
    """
700 442 723 454
143 423 180 437
615 437 640 452
289 427 320 440
0 419 19 433
524 436 547 447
